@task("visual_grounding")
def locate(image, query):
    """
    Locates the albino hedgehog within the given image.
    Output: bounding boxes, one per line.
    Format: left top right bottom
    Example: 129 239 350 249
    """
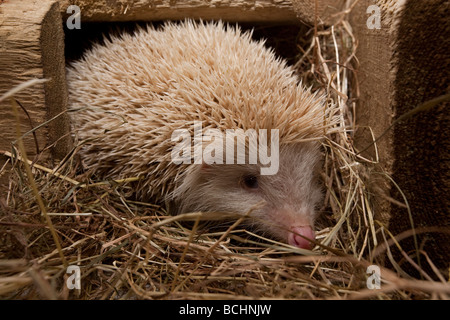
67 20 335 249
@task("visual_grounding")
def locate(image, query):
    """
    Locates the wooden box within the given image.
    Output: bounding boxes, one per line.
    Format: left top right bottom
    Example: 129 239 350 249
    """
0 0 448 270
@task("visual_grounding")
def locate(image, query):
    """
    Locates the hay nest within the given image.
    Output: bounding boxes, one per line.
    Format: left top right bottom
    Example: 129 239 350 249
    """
1 6 448 300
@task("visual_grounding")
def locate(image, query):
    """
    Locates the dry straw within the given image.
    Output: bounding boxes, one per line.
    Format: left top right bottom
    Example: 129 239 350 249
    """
1 4 448 299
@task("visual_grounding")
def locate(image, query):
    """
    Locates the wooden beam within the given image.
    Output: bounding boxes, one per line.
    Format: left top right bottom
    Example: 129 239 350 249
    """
350 0 449 273
0 0 71 192
58 0 299 23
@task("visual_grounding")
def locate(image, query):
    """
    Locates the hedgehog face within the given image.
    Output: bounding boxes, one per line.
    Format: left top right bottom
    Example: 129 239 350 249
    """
171 142 322 249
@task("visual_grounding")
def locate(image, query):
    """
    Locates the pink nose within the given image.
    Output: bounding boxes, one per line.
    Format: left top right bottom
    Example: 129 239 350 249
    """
288 226 316 249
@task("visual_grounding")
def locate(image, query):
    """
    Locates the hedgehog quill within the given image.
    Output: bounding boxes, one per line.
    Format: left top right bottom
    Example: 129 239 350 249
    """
67 20 337 249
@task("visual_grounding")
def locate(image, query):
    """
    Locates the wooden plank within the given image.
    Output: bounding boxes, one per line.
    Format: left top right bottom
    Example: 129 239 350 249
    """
0 0 71 192
384 0 449 275
349 0 449 273
349 0 397 225
58 0 299 23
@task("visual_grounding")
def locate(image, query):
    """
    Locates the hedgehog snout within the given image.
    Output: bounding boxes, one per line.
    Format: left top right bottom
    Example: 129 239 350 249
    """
288 226 316 249
269 207 316 250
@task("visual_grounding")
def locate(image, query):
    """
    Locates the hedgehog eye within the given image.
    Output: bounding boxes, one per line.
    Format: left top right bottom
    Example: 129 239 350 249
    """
241 175 259 190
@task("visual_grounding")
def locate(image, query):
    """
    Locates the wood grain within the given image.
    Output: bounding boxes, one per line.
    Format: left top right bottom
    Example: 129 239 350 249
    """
350 0 449 274
58 0 298 23
0 0 71 192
